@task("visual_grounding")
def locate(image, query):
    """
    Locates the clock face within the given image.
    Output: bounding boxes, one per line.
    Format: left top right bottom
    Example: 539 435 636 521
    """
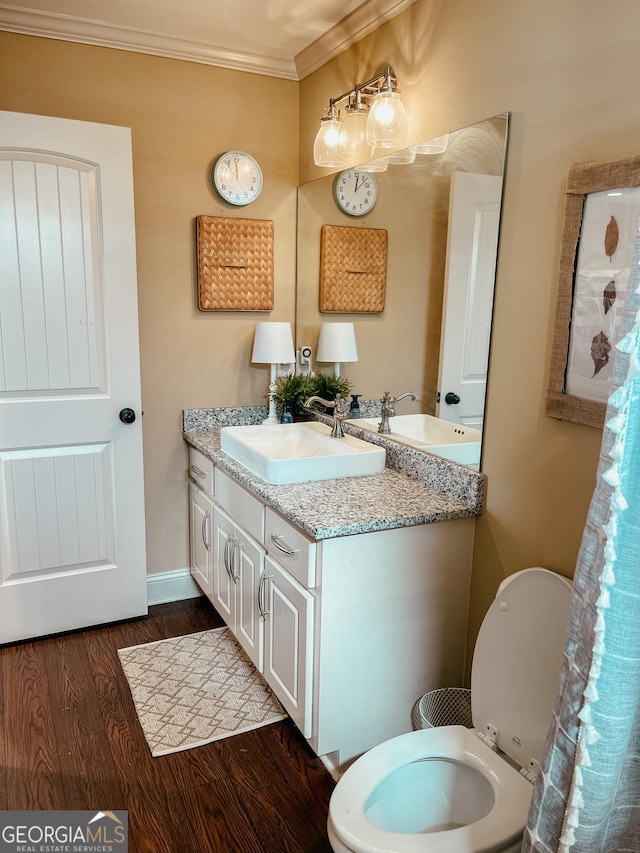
333 169 378 216
213 151 263 206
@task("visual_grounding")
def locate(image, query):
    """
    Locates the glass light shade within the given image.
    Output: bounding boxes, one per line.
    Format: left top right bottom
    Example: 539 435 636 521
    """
382 147 416 165
358 158 388 173
342 104 372 164
251 322 295 364
366 90 408 150
412 133 450 155
316 323 358 363
313 116 347 167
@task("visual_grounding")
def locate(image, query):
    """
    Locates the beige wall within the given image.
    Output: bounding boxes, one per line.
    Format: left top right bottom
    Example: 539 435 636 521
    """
0 33 299 576
2 0 639 666
300 0 640 666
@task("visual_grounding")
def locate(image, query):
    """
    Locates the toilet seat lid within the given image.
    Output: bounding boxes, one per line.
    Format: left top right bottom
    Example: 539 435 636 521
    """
471 567 572 773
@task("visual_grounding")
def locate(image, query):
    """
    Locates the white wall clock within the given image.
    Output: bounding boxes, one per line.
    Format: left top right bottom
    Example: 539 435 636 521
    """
333 168 378 216
213 150 263 206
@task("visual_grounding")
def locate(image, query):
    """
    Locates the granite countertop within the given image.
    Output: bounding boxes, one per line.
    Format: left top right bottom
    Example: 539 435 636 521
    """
184 427 481 541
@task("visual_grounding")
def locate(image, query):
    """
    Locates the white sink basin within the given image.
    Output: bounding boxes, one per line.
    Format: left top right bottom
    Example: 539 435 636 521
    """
220 421 386 484
350 414 481 467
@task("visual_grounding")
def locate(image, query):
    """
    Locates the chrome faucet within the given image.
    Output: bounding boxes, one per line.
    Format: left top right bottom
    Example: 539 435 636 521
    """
304 393 349 438
378 391 420 434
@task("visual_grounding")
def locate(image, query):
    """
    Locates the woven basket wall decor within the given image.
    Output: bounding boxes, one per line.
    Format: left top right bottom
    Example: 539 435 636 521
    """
319 224 387 313
196 215 274 311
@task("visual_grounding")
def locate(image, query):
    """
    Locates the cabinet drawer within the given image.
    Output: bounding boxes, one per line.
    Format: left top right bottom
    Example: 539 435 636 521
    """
215 468 264 544
189 446 214 497
265 507 316 588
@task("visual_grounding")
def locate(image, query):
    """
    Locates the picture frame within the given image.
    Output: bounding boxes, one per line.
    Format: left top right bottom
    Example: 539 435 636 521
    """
546 154 640 427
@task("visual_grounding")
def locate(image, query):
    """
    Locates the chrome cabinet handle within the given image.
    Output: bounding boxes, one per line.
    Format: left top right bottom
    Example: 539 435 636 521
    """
230 538 240 580
201 511 210 550
223 538 233 580
190 464 206 478
271 534 298 557
258 572 272 618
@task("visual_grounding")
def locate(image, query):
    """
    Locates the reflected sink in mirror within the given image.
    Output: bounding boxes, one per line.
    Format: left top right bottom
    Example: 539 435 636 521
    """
220 421 386 484
350 414 482 468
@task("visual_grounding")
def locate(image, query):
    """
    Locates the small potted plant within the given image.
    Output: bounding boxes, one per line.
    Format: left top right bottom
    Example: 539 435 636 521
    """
308 373 352 413
273 373 315 420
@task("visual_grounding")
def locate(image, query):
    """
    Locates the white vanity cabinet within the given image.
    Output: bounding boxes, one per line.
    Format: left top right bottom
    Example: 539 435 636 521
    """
188 445 476 772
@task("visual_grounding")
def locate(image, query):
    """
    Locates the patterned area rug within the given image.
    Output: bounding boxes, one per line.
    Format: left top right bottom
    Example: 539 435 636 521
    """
118 627 286 757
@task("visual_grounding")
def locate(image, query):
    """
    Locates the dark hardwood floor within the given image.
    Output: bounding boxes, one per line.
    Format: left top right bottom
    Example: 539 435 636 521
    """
0 597 335 853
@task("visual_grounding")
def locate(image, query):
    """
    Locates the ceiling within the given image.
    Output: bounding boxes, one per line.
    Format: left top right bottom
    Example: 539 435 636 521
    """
0 0 416 80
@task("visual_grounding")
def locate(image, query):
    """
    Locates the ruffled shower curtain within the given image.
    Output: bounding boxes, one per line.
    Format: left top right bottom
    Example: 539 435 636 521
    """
523 233 640 851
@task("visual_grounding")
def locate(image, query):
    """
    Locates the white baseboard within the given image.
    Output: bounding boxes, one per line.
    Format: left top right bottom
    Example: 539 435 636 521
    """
147 567 202 607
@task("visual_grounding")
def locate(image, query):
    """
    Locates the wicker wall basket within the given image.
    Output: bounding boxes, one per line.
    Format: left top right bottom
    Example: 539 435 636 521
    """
196 215 274 311
320 224 388 313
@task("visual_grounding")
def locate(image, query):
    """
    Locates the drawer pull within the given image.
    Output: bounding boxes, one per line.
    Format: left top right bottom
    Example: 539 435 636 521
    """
271 534 298 557
191 464 206 479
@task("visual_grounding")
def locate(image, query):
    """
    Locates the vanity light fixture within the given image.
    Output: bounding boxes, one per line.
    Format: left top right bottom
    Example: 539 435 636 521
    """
313 66 408 167
251 322 295 424
316 322 358 378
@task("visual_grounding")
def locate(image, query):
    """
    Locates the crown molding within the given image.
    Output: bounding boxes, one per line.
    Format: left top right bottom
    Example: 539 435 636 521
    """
0 0 417 80
294 0 418 80
0 5 299 79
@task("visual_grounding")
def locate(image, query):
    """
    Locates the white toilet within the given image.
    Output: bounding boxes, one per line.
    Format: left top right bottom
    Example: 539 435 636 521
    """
327 567 572 853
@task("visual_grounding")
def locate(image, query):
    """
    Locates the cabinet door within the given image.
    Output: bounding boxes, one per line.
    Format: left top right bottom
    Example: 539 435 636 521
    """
234 530 264 671
263 555 314 737
212 505 236 624
189 482 213 598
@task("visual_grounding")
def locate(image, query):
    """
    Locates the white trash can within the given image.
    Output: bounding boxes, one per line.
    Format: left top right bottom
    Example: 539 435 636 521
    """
411 687 472 730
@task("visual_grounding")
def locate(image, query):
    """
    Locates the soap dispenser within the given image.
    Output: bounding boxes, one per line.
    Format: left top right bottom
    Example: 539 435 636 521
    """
349 394 362 419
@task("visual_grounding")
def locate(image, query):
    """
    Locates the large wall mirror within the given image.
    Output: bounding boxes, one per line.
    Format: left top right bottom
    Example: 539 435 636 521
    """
296 114 509 470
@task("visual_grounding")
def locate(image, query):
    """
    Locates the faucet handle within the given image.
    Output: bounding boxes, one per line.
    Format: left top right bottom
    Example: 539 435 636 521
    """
333 394 349 419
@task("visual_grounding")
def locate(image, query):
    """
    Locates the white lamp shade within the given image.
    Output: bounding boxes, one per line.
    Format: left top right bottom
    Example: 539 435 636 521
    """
316 323 358 363
251 322 295 364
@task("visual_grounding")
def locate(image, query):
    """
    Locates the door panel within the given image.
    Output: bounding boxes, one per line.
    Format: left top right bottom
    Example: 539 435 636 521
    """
212 505 235 624
0 111 147 643
437 172 502 428
190 482 213 598
264 556 313 737
1 445 112 577
235 531 264 671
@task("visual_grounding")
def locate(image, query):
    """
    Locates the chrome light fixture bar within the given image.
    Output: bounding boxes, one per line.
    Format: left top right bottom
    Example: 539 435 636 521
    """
313 66 408 168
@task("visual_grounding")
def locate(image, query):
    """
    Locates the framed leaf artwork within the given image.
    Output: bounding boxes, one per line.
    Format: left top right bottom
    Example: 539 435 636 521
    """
546 155 640 427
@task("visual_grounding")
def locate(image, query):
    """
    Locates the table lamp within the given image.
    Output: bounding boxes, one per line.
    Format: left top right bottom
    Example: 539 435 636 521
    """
252 322 295 424
316 323 358 378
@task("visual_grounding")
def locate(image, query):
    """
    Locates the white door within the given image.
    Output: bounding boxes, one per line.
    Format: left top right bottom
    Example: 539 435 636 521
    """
437 172 503 428
0 111 147 644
